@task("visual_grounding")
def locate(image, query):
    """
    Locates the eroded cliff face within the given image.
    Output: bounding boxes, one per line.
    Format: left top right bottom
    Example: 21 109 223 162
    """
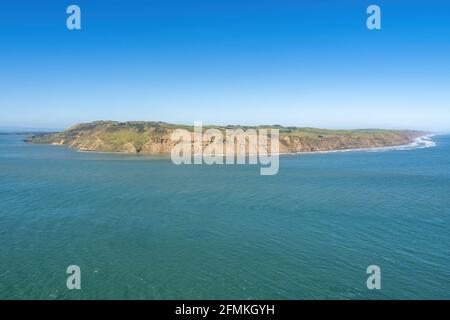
27 121 424 154
278 133 414 153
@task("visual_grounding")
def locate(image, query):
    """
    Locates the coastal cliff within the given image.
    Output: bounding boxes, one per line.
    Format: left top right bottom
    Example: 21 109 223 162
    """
27 121 424 154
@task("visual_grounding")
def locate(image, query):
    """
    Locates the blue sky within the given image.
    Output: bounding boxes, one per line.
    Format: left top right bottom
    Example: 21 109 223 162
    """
1 0 449 131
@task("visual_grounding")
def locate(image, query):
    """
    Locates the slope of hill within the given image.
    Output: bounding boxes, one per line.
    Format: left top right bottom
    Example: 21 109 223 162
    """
27 121 424 154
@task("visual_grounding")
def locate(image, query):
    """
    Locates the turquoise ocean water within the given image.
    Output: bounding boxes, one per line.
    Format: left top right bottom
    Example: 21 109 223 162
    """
0 134 449 299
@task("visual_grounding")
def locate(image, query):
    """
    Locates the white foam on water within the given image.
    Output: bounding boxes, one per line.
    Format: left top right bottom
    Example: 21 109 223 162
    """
298 134 437 155
367 134 436 153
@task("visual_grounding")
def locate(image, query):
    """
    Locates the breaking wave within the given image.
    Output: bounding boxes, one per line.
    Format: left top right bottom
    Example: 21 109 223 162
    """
299 135 437 155
367 134 436 153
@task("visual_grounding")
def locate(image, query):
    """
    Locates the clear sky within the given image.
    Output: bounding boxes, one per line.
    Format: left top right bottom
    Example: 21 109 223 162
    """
1 0 449 131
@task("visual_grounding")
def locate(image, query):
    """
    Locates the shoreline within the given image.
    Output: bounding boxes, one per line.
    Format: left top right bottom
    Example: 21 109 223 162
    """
290 134 437 155
56 134 439 157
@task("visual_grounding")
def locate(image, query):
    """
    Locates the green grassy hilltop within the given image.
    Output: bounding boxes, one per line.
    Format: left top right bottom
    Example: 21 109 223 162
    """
27 121 424 154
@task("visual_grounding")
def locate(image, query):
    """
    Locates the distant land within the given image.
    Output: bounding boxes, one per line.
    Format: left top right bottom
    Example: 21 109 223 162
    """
0 126 60 134
27 121 426 154
0 131 56 136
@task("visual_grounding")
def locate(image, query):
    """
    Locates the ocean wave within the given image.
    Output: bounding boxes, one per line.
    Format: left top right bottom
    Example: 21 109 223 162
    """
367 134 436 153
298 134 437 155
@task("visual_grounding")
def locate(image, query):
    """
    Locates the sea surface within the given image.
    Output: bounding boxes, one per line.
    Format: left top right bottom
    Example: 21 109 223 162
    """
0 134 449 299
